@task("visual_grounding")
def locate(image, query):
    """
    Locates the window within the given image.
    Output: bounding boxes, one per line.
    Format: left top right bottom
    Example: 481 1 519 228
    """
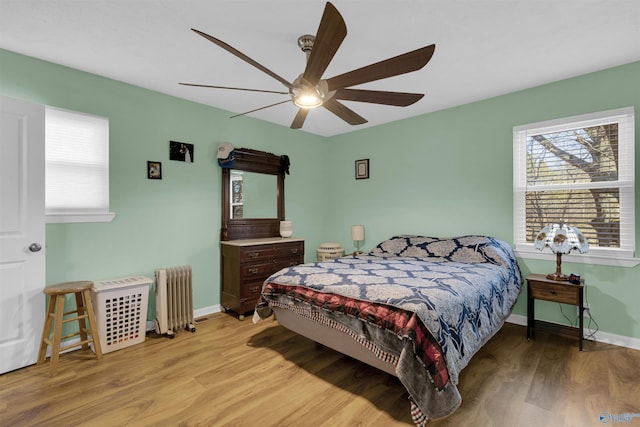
45 107 114 223
230 171 243 218
513 107 636 266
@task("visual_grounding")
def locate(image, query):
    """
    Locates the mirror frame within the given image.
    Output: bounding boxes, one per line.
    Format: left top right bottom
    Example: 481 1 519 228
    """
221 148 285 241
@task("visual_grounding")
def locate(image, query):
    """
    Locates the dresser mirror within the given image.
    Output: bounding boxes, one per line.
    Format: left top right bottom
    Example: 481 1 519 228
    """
229 171 278 219
221 148 285 241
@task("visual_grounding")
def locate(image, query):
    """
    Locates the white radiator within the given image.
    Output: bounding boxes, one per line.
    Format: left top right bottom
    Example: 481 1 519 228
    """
154 266 196 338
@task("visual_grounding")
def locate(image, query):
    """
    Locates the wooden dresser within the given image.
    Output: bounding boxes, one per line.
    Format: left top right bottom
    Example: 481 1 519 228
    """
220 238 304 320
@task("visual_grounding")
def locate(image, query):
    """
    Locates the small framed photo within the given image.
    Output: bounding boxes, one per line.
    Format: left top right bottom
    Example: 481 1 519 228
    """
169 140 194 163
355 159 369 180
147 161 162 179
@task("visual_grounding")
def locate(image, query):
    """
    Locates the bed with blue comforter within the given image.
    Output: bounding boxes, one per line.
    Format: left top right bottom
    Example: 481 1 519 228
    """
254 235 522 425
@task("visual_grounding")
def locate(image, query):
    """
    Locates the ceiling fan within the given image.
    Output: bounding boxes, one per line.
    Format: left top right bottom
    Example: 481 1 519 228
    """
180 2 435 130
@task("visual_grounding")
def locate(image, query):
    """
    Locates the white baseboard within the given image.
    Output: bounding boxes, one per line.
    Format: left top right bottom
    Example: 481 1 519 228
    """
195 304 221 318
146 305 222 332
507 314 640 351
42 340 90 359
507 313 528 326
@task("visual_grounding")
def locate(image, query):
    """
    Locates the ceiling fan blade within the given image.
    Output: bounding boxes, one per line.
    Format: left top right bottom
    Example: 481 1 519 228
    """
326 44 436 91
334 88 424 106
179 83 289 95
229 99 291 119
191 28 293 89
302 2 347 86
291 109 310 129
322 99 367 125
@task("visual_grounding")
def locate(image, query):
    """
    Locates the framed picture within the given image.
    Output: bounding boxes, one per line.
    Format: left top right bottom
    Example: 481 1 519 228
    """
147 161 162 179
355 159 369 180
169 140 194 163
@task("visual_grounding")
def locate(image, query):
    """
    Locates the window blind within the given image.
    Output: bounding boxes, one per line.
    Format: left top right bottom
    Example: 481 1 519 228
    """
45 107 112 221
514 107 635 260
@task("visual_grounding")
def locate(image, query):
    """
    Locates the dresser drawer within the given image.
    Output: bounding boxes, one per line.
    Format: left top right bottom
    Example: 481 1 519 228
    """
274 257 304 271
274 241 304 258
241 281 263 299
242 257 303 282
529 281 580 305
241 262 277 281
240 296 260 313
239 246 274 264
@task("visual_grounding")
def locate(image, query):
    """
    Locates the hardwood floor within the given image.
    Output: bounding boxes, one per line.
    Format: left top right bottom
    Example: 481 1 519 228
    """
1 313 638 427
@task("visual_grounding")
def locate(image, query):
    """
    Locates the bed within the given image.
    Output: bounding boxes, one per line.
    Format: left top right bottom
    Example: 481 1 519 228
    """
253 235 523 425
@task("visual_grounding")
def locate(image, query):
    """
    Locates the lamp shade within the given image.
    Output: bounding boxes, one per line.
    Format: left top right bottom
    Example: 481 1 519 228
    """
534 223 588 281
534 223 588 254
279 221 293 238
351 225 365 241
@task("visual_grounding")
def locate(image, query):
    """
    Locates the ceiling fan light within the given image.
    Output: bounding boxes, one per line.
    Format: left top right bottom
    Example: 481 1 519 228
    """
292 87 323 109
293 94 322 108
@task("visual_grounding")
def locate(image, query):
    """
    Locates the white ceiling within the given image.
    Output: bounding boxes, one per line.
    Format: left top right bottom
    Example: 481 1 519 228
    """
1 0 639 137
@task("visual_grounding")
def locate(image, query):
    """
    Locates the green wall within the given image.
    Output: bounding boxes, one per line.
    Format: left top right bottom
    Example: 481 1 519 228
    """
1 48 638 341
0 48 330 317
327 61 640 341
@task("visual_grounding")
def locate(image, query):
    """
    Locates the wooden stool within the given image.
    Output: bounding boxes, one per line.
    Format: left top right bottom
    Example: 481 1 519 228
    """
37 281 103 376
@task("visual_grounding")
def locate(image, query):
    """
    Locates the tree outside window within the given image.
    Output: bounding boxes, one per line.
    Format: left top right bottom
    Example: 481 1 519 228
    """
514 107 635 262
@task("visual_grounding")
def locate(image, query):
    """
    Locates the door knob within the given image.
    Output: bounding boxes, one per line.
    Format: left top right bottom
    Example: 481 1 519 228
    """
29 243 42 252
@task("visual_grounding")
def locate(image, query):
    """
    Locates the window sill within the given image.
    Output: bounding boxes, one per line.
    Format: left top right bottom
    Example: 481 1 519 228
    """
515 248 640 268
46 212 116 224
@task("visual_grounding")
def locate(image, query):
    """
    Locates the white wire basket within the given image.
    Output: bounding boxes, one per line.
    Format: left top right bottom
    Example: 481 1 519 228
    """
316 242 345 261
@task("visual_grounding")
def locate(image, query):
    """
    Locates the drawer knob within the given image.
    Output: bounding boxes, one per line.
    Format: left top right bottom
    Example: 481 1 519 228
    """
250 286 259 293
290 248 299 254
248 252 260 258
248 267 259 274
550 290 556 295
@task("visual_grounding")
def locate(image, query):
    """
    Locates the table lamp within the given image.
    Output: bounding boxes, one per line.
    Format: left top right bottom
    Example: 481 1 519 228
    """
351 225 365 255
534 222 588 281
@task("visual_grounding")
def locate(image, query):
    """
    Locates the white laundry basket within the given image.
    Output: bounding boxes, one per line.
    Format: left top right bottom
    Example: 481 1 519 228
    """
91 276 151 353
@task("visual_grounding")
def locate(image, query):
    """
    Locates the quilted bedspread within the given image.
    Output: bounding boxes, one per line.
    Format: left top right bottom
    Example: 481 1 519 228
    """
255 235 522 423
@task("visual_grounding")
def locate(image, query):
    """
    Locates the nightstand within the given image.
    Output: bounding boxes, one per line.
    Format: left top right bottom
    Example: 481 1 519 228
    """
526 273 584 351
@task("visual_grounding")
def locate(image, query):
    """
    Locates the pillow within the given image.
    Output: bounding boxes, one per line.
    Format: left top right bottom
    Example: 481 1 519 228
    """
369 235 517 267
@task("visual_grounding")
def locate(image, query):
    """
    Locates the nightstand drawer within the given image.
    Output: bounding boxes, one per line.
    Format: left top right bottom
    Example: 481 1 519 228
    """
529 281 580 305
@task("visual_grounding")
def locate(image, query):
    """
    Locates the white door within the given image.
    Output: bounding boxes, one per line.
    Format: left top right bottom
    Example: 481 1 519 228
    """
0 96 46 374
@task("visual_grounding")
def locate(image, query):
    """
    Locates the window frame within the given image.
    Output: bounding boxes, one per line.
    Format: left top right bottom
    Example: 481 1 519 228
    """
230 171 244 219
513 106 638 267
45 106 114 224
